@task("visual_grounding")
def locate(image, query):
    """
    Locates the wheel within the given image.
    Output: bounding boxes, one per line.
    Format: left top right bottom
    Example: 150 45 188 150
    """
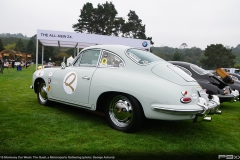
37 80 50 106
105 94 145 132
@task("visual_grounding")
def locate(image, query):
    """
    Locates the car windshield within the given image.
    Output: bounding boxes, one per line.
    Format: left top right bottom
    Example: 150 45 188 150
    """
190 64 209 75
126 49 164 65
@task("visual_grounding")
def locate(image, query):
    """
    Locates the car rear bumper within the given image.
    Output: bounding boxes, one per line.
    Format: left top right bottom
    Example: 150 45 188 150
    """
151 97 220 122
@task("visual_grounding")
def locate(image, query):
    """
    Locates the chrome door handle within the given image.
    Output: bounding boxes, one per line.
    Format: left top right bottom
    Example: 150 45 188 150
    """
82 76 90 80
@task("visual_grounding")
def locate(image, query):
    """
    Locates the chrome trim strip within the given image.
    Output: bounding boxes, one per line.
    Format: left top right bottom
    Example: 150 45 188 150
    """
152 106 203 115
49 98 91 109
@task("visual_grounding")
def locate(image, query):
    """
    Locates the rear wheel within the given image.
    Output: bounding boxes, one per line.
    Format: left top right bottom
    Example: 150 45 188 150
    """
37 80 50 106
105 94 145 132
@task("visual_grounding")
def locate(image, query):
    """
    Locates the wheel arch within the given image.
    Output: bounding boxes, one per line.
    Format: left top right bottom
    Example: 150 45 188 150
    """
33 78 45 93
96 91 146 118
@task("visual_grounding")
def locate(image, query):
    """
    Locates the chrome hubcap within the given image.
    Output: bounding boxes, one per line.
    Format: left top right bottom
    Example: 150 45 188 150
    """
39 83 48 103
109 95 133 127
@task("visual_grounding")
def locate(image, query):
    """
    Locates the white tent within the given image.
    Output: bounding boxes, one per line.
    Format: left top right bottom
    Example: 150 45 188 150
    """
36 29 151 70
67 56 74 66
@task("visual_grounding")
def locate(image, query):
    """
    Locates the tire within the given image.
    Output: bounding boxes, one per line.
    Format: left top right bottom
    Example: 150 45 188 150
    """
105 94 145 133
37 80 50 106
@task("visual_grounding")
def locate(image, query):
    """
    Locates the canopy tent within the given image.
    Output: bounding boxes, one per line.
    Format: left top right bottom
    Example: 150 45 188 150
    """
36 29 151 70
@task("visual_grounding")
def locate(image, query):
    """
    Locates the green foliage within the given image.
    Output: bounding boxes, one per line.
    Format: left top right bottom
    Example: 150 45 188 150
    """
0 37 29 48
234 64 240 69
172 52 181 61
26 39 35 55
54 52 70 62
201 44 235 69
0 33 29 39
73 2 153 44
151 46 203 66
0 39 4 51
15 39 25 52
4 43 16 51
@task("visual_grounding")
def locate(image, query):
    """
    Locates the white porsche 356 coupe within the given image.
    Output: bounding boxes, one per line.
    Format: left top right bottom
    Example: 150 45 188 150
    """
30 45 220 132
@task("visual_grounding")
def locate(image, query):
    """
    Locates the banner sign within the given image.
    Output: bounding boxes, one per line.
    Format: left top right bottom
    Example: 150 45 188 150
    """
37 29 150 49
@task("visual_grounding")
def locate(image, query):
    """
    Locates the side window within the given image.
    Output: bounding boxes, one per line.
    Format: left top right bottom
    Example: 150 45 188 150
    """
176 65 192 76
99 51 124 68
73 49 100 67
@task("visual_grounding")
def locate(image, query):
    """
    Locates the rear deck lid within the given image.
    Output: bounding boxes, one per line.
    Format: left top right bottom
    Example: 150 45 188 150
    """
152 63 197 85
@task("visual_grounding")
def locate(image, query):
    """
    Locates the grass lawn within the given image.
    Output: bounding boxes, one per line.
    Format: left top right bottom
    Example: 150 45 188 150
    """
0 65 240 159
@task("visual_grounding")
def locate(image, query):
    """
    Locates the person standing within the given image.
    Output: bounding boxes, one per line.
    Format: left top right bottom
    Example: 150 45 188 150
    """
0 58 3 74
25 61 28 69
12 59 15 68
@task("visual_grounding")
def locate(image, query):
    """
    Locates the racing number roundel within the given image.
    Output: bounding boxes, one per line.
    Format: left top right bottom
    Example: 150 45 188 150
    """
63 71 77 94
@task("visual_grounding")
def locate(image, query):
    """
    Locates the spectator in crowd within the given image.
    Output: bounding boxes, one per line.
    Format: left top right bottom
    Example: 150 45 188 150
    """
12 59 15 68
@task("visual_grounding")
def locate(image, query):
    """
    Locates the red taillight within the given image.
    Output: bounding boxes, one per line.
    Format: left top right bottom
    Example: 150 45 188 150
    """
180 97 192 103
181 91 188 96
180 91 191 103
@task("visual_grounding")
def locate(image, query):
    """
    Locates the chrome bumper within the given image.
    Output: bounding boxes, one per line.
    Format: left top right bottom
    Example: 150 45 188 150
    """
231 90 239 101
152 96 221 123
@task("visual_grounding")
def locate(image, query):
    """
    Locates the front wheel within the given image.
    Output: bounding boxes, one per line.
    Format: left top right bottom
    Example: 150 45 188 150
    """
105 94 145 133
37 80 50 106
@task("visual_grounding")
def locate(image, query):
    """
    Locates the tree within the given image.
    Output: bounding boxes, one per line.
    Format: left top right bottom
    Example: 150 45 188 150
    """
172 51 181 61
72 2 95 34
94 1 118 35
26 39 35 54
15 39 25 52
72 2 153 44
122 10 153 44
200 44 235 69
180 43 188 49
4 43 16 51
73 2 120 36
0 39 4 52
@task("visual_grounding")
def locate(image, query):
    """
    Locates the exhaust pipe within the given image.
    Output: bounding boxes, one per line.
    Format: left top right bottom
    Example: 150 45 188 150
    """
215 110 222 114
203 117 212 122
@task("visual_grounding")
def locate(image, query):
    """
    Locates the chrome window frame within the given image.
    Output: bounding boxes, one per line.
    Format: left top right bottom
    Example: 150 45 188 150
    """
72 49 102 68
176 65 193 77
190 64 208 75
125 48 164 66
97 50 125 68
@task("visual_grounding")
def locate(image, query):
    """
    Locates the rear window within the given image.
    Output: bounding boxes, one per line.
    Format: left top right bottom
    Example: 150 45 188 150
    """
190 64 209 75
126 49 164 65
168 65 196 82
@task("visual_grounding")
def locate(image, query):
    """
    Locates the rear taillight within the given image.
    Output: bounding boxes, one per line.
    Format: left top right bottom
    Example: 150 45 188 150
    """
180 91 192 103
180 97 192 103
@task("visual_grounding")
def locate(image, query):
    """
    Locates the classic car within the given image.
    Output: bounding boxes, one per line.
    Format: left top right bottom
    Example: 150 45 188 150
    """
228 72 240 81
169 61 239 103
208 70 240 100
30 45 220 132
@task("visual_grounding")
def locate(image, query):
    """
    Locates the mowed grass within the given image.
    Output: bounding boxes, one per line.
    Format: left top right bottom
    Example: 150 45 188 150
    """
0 65 240 159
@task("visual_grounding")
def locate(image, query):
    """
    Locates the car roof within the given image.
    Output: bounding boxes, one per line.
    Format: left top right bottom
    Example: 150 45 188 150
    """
81 45 137 55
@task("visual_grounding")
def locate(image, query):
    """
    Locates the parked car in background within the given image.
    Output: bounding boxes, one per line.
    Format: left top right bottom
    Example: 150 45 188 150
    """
229 72 240 81
30 45 221 132
169 61 239 103
208 70 240 100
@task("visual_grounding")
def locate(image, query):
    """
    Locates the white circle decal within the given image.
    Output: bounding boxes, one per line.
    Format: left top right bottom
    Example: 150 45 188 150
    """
35 71 44 77
63 72 77 94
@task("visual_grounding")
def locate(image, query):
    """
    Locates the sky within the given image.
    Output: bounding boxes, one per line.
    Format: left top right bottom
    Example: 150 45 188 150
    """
1 0 240 49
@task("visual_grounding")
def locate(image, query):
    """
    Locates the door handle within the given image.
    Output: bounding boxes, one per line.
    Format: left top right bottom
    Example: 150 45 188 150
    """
82 76 90 80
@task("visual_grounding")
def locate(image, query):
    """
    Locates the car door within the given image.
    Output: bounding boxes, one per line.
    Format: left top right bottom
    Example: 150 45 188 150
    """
50 49 101 107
